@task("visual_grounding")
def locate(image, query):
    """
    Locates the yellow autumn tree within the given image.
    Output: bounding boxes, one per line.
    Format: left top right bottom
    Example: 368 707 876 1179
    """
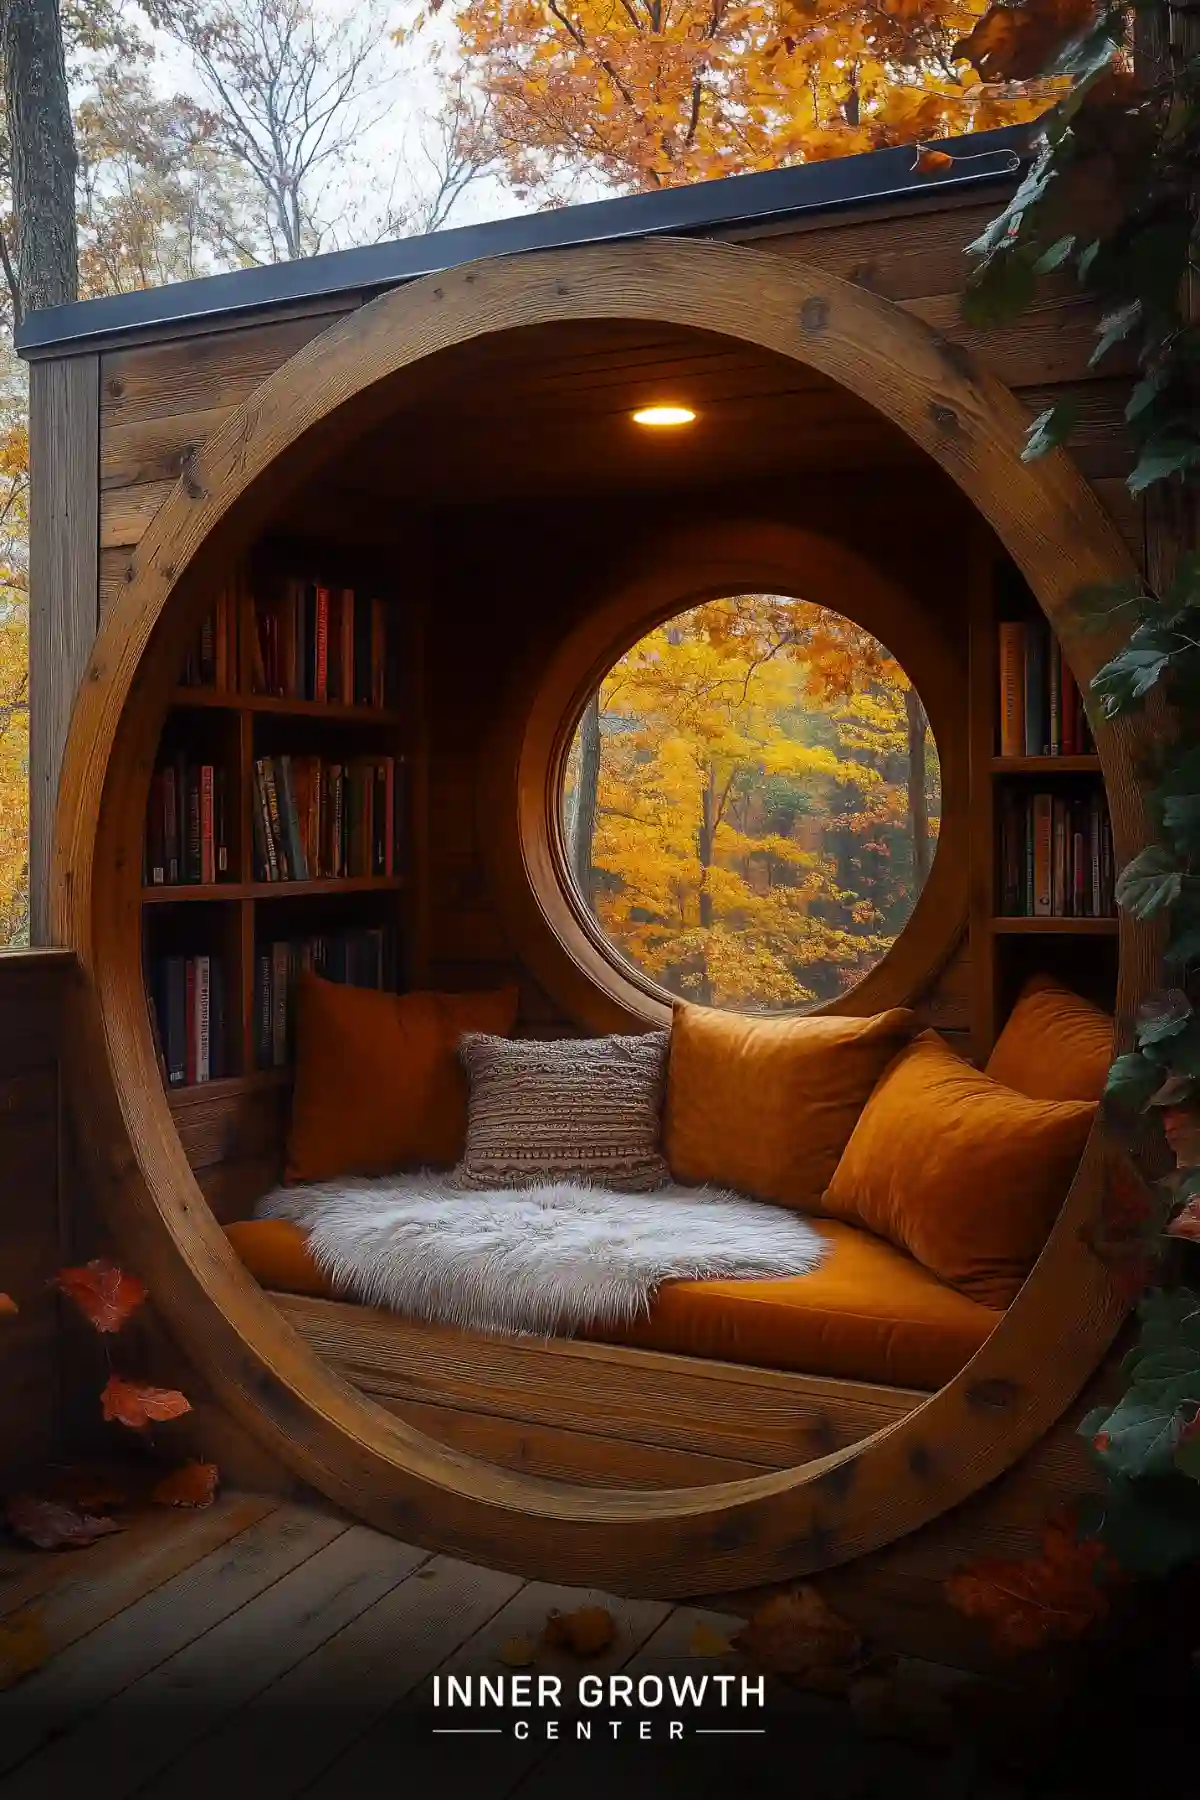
445 0 1054 196
0 357 29 947
563 593 939 1010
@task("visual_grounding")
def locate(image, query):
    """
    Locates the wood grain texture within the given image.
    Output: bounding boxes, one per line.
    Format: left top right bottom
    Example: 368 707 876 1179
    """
53 236 1152 1594
29 357 99 943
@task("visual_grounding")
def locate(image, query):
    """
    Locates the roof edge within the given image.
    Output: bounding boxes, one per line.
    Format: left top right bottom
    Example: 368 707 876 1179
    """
16 124 1029 358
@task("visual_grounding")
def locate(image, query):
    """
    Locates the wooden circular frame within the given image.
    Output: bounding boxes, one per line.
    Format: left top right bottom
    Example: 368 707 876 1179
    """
55 237 1154 1596
482 517 970 1033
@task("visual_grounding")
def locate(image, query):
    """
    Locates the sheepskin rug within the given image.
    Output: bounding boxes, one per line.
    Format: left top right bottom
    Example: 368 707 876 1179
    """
256 1175 826 1338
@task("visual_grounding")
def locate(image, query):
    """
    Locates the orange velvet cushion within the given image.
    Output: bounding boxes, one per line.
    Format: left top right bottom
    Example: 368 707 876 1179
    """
664 1003 917 1211
822 1029 1095 1307
986 973 1113 1102
285 977 519 1183
226 1216 999 1390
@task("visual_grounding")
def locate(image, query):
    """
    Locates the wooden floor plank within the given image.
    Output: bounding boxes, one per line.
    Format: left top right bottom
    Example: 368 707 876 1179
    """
0 1505 346 1782
0 1495 277 1691
141 1553 526 1800
4 1526 429 1800
307 1580 672 1800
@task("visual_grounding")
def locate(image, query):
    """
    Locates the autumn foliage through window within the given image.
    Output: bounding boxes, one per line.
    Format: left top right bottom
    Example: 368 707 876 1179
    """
562 593 941 1012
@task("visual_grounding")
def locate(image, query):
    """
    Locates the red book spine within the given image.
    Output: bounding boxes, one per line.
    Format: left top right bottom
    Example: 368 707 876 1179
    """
184 959 197 1085
200 764 215 886
1061 660 1078 756
340 589 355 705
315 589 330 703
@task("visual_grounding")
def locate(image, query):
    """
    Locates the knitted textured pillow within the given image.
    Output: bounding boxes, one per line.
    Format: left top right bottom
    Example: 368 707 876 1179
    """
453 1031 671 1192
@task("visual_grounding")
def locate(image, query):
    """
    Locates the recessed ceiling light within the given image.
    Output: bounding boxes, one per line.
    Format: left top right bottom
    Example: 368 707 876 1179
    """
632 405 696 427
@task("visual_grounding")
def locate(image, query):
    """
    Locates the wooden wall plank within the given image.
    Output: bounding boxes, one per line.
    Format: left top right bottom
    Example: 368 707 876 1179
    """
29 357 100 945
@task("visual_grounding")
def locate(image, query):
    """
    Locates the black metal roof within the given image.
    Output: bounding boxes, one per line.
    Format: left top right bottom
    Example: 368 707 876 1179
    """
15 123 1028 357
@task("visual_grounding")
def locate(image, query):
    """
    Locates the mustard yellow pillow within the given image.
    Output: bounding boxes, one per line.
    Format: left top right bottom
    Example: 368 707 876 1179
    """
663 1003 917 1211
986 973 1113 1103
285 977 519 1183
823 1029 1095 1307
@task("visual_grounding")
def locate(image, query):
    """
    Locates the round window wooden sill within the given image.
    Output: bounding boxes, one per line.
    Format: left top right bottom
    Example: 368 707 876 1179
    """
55 237 1153 1595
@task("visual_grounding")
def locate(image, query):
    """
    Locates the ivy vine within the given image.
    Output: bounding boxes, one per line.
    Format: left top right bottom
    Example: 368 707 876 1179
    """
950 0 1200 1577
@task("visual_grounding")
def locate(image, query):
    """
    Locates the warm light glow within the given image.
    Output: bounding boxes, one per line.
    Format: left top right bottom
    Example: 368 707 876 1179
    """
631 404 696 427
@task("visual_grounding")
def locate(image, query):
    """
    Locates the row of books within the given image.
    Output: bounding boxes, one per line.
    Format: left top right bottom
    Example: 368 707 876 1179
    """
179 592 238 692
252 754 404 883
252 582 398 708
997 618 1094 758
255 931 401 1069
998 789 1115 918
145 759 232 887
149 955 228 1088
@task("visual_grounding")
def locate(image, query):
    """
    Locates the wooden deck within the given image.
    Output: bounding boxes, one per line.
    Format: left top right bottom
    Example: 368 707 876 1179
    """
0 1492 1040 1799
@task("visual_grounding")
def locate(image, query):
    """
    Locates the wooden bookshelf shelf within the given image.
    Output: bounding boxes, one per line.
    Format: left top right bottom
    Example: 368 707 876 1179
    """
991 755 1101 774
166 1068 291 1108
171 687 406 726
991 916 1118 935
143 875 409 904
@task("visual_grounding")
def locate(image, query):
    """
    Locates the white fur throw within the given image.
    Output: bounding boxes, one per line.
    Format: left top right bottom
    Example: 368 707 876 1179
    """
256 1175 826 1338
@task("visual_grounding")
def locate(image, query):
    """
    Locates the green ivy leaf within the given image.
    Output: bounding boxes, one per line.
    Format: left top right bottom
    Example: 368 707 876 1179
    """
1034 234 1077 274
1090 299 1143 369
1115 845 1184 918
1129 440 1200 495
1091 638 1174 712
1104 1051 1163 1112
1163 791 1200 857
1077 238 1103 282
1149 1072 1198 1107
1144 1024 1200 1078
1126 365 1171 422
1167 901 1200 969
1066 577 1147 635
961 247 1039 326
1092 1396 1182 1477
1022 400 1079 461
1135 1288 1200 1353
1136 989 1193 1045
1079 1475 1200 1577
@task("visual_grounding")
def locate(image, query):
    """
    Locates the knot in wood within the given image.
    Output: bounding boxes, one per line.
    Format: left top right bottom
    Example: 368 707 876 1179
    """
966 1377 1019 1412
800 297 829 334
930 401 962 436
106 378 124 399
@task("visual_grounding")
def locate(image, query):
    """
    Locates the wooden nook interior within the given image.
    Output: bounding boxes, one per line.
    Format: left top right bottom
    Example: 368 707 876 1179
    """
17 130 1164 1655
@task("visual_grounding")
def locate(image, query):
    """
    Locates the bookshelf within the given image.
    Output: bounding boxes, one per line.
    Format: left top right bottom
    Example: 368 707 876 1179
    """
142 543 426 1097
968 536 1118 1061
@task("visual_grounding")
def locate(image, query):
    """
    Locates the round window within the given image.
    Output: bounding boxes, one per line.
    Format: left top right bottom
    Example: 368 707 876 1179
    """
560 593 941 1013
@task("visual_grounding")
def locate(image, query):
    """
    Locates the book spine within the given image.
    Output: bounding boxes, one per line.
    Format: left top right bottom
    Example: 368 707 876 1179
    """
215 769 229 876
340 588 355 705
1072 819 1087 919
329 765 344 877
1023 796 1035 916
146 772 166 885
163 764 179 884
194 954 211 1084
200 764 215 886
1090 790 1103 916
1024 621 1046 757
315 588 330 703
250 761 275 882
1051 796 1067 917
254 953 272 1069
164 957 188 1087
997 622 1027 758
209 960 225 1081
184 958 197 1085
303 582 317 702
260 757 290 881
278 754 308 881
185 762 202 884
383 757 395 876
308 757 323 880
1048 635 1061 756
1032 793 1053 916
354 593 372 707
271 941 290 1068
1061 656 1077 756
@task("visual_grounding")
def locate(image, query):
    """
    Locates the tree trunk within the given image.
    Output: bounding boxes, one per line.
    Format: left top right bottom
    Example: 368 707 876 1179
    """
1 0 78 323
569 692 601 909
693 764 716 1004
906 685 931 886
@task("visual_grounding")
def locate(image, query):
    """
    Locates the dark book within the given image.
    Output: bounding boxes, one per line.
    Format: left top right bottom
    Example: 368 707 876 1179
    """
260 758 290 880
163 956 188 1087
210 960 226 1081
254 952 272 1069
353 592 372 708
276 755 308 881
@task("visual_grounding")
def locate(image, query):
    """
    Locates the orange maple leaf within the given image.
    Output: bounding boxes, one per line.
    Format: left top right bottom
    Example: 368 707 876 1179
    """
541 1606 617 1657
733 1587 865 1686
945 1518 1113 1653
56 1260 148 1334
5 1495 125 1551
100 1375 191 1430
914 146 954 174
953 0 1098 83
151 1461 219 1508
0 1292 16 1316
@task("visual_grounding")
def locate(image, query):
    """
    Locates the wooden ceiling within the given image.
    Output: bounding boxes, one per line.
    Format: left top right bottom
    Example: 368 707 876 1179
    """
287 318 924 515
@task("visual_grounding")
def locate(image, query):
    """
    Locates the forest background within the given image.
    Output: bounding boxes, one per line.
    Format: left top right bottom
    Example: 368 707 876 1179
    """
0 0 1053 947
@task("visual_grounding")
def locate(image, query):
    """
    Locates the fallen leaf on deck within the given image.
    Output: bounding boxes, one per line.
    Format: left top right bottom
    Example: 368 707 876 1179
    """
542 1606 617 1657
945 1517 1112 1652
415 1567 439 1580
733 1587 864 1687
5 1495 125 1551
914 147 954 174
55 1260 148 1333
0 1609 49 1687
687 1621 734 1657
498 1635 537 1667
0 1292 16 1316
101 1375 192 1430
151 1461 219 1508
